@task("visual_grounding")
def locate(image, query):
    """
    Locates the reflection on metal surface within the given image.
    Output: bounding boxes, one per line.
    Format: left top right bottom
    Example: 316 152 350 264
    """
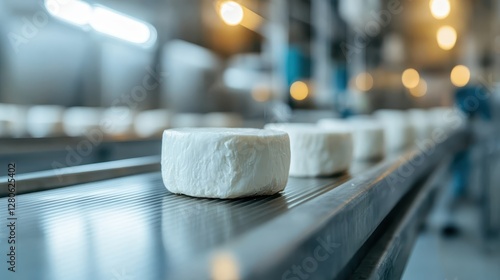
161 192 290 267
211 252 240 280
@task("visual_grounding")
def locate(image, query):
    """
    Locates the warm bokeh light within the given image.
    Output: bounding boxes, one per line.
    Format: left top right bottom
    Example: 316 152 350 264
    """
251 84 272 102
430 0 450 19
409 79 427 97
290 81 309 101
219 1 244 26
450 65 471 87
436 25 457 50
402 68 420 89
355 72 374 92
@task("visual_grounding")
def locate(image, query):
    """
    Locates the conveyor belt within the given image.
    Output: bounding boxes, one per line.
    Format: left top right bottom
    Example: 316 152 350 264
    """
0 130 468 280
0 161 374 280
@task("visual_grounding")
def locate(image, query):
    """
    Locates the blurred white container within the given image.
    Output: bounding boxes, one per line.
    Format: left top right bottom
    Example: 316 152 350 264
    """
318 117 385 160
63 107 104 137
26 105 65 138
134 109 172 138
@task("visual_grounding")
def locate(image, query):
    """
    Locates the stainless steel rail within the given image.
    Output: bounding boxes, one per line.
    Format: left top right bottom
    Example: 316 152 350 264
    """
351 155 452 279
0 156 160 196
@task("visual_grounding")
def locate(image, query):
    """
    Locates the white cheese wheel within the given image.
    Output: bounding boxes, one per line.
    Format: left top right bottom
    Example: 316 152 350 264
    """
318 118 384 160
374 110 415 152
0 120 8 137
0 104 28 137
100 107 136 137
134 109 172 138
428 107 466 134
171 113 205 128
26 105 65 138
204 112 243 128
264 123 352 177
407 109 432 141
63 107 104 137
161 128 291 199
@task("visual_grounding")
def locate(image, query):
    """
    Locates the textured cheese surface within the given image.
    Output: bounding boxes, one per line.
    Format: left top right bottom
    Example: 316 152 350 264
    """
374 110 415 152
265 123 352 177
161 128 291 199
318 118 384 160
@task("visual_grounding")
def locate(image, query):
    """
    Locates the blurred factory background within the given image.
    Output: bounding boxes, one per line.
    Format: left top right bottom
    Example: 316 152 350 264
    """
1 0 500 279
1 0 499 117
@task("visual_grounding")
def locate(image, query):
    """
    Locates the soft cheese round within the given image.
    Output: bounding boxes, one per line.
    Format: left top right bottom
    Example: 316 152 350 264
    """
161 128 291 199
63 107 104 137
26 105 65 138
134 109 172 138
318 118 384 160
374 110 415 152
100 107 136 137
204 112 243 128
0 104 28 137
407 109 432 142
264 123 352 177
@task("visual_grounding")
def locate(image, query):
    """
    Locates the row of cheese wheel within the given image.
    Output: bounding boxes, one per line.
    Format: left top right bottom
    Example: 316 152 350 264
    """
0 104 242 138
161 107 466 198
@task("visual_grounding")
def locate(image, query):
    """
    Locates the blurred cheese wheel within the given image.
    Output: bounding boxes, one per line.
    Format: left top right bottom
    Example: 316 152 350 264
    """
407 109 432 142
171 113 205 128
374 110 415 152
203 112 243 128
63 107 104 137
318 118 384 160
264 123 352 177
0 120 8 137
26 105 65 138
100 107 136 137
0 104 28 137
134 109 172 138
428 107 466 134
